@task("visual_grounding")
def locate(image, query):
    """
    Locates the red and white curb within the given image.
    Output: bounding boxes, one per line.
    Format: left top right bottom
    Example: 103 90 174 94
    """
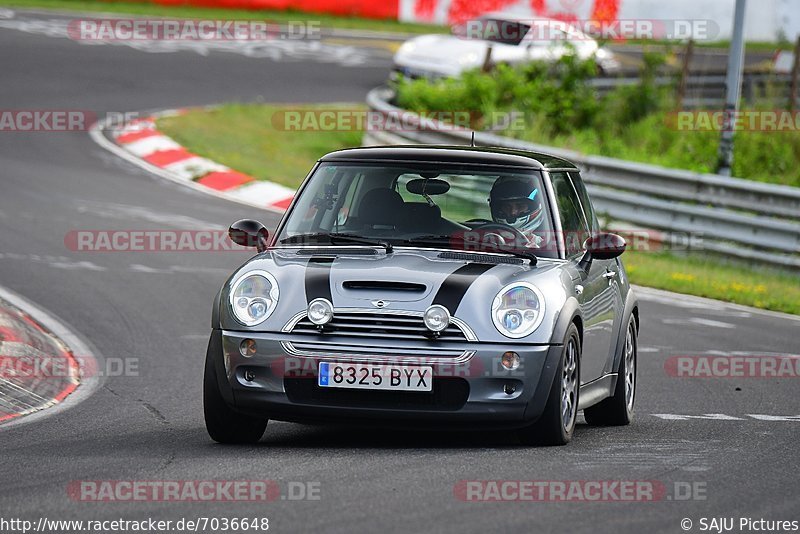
0 285 100 429
89 110 295 213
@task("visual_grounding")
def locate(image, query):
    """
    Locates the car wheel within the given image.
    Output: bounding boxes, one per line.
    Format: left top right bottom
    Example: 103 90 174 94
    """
584 315 637 426
518 323 580 446
203 345 268 444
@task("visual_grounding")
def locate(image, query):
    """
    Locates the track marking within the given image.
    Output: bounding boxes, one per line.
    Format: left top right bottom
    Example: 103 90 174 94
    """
634 285 800 323
661 317 737 329
0 285 101 431
651 414 800 421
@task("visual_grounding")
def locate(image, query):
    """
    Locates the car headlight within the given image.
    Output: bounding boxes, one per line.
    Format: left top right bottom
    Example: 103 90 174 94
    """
396 41 417 57
491 282 545 338
229 270 279 326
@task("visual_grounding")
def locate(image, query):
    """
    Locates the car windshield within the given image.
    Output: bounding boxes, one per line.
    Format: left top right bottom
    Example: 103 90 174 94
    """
276 161 558 259
453 17 531 46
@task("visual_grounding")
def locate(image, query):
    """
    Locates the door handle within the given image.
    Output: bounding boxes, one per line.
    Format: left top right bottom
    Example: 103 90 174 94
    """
603 270 617 280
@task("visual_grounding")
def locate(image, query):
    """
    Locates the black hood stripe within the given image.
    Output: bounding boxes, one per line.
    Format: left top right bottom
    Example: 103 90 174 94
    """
305 256 335 303
432 263 495 314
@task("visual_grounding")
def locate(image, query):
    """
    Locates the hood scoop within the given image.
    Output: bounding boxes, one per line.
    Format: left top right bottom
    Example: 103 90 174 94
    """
437 251 524 265
342 280 426 292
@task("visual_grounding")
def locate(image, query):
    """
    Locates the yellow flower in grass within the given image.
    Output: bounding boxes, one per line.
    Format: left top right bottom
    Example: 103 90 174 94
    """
711 282 729 292
670 272 696 282
729 282 749 293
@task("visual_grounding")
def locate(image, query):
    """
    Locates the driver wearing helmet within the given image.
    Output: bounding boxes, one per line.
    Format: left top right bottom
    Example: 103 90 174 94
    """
489 177 545 248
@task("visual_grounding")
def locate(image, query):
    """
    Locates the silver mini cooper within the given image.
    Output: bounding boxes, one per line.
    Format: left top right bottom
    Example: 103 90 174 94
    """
204 145 639 446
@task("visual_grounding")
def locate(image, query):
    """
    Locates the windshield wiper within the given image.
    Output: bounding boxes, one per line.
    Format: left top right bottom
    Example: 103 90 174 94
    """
280 232 393 253
403 235 537 265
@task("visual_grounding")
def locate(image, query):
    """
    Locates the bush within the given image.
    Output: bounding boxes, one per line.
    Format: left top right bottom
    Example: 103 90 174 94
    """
393 50 800 186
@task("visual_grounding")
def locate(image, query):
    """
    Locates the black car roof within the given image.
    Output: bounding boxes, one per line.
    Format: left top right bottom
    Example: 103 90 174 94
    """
318 145 579 171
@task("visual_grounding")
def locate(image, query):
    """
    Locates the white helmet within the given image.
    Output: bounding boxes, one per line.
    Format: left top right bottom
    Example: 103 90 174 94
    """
489 178 544 235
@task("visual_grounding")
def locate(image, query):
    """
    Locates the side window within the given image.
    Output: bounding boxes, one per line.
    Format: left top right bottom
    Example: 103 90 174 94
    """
551 172 589 257
569 172 599 233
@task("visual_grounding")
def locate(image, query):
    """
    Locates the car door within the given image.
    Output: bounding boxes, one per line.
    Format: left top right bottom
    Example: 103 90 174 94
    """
550 172 618 384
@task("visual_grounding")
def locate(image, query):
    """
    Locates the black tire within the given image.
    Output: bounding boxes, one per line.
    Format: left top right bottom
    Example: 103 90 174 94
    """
518 323 581 446
203 346 268 444
584 315 637 426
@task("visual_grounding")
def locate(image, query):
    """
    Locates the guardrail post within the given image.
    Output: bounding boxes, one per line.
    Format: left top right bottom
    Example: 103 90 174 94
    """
716 0 747 177
790 36 800 112
677 39 694 110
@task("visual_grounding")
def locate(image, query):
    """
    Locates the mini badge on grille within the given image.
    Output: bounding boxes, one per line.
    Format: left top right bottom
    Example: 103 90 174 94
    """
371 300 389 308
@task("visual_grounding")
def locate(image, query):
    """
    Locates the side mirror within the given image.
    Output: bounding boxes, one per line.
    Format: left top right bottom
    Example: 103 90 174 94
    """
587 232 627 260
577 232 626 271
229 219 269 252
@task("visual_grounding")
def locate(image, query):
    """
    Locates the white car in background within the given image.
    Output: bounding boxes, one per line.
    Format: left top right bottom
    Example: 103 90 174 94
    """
392 13 620 80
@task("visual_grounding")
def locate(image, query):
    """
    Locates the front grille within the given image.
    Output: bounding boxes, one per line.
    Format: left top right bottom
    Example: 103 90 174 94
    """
284 377 469 411
289 312 469 342
285 340 467 359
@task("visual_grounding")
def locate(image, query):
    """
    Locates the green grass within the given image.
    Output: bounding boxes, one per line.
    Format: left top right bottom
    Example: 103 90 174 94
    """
156 103 800 315
395 60 800 187
624 250 800 315
1 0 447 34
157 103 363 188
517 113 800 187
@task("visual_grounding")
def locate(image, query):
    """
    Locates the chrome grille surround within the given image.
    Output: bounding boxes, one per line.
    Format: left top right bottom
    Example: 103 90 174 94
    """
280 308 478 363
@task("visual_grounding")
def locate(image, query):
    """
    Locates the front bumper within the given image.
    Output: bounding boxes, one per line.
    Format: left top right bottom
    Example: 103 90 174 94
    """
209 329 562 429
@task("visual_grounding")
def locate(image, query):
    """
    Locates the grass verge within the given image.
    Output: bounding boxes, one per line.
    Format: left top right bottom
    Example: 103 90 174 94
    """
624 250 800 315
156 103 799 315
157 103 363 188
1 0 446 34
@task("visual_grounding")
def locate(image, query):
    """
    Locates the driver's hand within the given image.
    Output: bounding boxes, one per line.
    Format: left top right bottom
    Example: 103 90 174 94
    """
526 234 544 248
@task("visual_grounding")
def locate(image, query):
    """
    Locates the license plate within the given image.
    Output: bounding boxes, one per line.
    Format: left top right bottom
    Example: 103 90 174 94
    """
318 362 433 392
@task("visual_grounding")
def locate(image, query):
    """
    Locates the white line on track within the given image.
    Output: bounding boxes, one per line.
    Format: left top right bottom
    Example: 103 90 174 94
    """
633 285 800 323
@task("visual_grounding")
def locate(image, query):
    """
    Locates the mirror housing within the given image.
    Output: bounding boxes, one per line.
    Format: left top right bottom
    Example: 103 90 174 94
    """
229 219 269 252
587 232 627 260
577 232 627 271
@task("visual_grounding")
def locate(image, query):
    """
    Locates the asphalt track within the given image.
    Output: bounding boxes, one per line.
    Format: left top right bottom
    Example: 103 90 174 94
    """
0 8 798 534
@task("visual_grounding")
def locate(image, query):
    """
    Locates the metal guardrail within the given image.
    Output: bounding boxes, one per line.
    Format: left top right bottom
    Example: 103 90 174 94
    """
364 87 800 269
587 73 799 109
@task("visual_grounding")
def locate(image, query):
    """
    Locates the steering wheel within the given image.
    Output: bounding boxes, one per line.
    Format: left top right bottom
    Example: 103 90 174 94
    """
464 219 528 245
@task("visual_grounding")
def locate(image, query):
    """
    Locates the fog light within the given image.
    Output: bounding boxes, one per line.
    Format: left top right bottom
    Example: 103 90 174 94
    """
308 298 333 325
504 383 516 395
423 305 450 333
239 338 257 357
243 370 256 382
501 351 520 370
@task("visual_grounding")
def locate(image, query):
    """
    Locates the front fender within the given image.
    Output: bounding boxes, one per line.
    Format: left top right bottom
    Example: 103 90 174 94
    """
211 286 223 329
522 296 581 422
